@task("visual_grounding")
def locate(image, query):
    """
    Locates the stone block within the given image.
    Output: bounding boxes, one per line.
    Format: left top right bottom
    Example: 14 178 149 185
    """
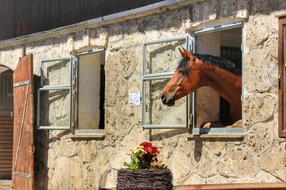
244 49 278 93
184 173 206 184
48 156 71 190
243 93 277 128
258 143 286 181
244 15 270 49
168 149 192 184
74 31 89 50
236 0 250 18
208 0 218 20
217 145 259 177
70 157 82 190
244 120 277 156
90 27 108 48
193 146 218 178
78 141 97 163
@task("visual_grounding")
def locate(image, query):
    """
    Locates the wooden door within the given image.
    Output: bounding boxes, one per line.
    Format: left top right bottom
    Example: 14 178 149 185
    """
12 55 34 190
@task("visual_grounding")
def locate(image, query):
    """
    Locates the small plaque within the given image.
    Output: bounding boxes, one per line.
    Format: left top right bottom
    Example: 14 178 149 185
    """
129 90 141 106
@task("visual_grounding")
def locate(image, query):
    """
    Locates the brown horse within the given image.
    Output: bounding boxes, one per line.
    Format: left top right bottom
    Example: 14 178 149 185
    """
161 48 241 124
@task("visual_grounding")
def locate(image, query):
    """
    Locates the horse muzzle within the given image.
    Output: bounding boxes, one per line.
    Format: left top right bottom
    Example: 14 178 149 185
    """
161 93 175 106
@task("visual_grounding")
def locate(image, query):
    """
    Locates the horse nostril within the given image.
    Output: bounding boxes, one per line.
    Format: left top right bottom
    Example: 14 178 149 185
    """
161 93 165 99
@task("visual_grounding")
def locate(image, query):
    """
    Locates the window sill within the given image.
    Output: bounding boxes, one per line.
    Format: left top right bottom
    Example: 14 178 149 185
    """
71 129 105 139
189 133 245 139
189 128 245 139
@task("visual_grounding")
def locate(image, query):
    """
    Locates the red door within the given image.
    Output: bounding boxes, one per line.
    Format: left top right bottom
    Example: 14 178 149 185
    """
12 55 34 190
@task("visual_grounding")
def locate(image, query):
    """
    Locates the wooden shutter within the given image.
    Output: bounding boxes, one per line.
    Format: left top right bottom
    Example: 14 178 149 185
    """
279 17 286 138
12 55 34 190
0 70 13 179
0 113 13 179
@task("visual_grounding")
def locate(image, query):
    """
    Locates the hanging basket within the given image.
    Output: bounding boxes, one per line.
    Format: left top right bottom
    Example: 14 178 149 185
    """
117 168 173 190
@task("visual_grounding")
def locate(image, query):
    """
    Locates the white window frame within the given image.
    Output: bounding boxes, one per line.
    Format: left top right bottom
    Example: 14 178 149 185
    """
141 36 195 130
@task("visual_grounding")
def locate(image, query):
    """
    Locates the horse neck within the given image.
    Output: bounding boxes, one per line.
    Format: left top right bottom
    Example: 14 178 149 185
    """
197 64 241 106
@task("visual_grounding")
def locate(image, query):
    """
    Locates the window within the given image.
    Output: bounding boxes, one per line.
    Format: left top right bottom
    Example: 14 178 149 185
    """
74 49 105 135
37 48 105 135
190 21 244 135
142 37 194 129
142 21 244 136
279 16 286 138
37 57 74 130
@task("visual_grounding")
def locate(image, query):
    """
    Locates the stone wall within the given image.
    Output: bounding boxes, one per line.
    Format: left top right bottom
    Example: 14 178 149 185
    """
0 0 285 189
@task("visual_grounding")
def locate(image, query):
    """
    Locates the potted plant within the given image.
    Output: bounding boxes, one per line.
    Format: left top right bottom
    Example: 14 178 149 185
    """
117 141 172 190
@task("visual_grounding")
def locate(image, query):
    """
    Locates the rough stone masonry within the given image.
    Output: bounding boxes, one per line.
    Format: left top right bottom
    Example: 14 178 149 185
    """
0 0 285 189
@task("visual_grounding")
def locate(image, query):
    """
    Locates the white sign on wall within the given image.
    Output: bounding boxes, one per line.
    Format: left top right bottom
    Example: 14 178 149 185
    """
129 90 141 106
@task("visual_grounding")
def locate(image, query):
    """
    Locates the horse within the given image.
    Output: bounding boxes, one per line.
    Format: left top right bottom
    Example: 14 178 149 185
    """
161 48 241 127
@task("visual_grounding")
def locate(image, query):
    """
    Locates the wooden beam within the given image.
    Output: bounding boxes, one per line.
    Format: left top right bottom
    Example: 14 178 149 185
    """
174 182 286 190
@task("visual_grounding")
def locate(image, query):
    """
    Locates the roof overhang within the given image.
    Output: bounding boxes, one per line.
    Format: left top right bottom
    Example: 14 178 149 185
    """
0 0 206 50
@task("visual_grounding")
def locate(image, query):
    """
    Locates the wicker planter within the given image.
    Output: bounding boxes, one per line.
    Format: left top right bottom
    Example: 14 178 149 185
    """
117 168 173 190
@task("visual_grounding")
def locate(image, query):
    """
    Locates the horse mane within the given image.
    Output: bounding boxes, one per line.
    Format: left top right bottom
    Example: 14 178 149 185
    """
178 54 241 76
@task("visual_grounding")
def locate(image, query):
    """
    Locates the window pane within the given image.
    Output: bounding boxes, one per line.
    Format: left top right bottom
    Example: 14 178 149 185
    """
144 39 185 74
39 89 70 126
143 78 187 126
42 59 71 86
77 52 104 130
0 70 13 112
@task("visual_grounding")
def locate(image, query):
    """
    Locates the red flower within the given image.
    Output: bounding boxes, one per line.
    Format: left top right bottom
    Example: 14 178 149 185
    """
139 141 159 156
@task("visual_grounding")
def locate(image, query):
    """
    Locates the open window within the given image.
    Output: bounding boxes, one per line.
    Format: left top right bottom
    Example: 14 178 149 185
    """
142 21 244 136
37 48 105 135
74 49 105 136
279 16 286 138
189 21 244 136
37 57 74 130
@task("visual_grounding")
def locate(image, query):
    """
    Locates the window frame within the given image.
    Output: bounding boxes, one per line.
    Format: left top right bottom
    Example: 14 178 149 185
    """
37 48 105 134
73 48 105 135
190 20 245 136
37 56 76 130
278 16 286 138
141 21 245 135
141 36 194 130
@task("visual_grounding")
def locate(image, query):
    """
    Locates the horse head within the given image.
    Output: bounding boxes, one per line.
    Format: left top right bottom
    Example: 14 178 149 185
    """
161 48 203 106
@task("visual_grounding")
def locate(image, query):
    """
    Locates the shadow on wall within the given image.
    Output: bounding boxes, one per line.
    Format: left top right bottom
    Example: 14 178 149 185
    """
34 75 71 190
33 74 49 190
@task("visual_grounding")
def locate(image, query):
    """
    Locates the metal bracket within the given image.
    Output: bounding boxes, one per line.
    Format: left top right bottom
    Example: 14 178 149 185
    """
14 80 31 88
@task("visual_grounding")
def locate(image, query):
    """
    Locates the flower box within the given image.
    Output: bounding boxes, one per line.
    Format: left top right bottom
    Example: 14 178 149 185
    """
117 168 172 190
117 141 173 190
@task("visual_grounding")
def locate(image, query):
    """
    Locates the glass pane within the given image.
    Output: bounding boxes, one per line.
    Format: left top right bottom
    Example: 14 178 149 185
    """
0 70 13 112
77 52 104 129
143 79 187 126
145 39 186 74
39 89 70 126
42 59 71 86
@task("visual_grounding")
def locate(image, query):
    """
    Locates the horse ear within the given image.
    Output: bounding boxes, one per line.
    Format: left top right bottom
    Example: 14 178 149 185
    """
178 47 186 57
182 47 194 58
